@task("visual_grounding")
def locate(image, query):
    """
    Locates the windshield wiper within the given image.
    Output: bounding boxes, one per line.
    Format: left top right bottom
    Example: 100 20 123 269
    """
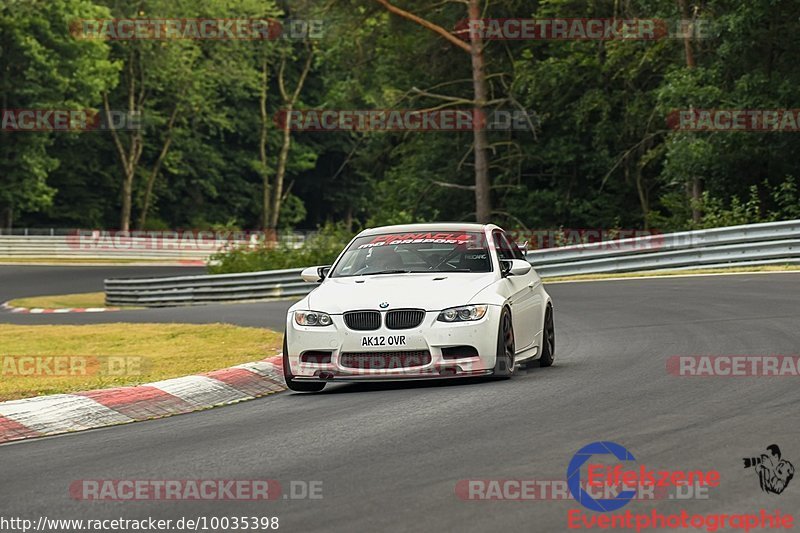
361 269 410 276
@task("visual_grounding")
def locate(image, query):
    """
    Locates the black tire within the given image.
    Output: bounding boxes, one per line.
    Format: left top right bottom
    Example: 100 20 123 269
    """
492 307 516 378
538 305 555 367
282 335 326 392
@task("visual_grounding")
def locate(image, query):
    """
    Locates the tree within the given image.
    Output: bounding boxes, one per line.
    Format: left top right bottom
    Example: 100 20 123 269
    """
268 45 314 230
100 0 205 230
373 0 492 222
0 0 118 229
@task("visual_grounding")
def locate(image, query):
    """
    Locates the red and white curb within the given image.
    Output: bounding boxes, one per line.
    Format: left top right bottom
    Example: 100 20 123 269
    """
0 355 285 444
2 302 120 314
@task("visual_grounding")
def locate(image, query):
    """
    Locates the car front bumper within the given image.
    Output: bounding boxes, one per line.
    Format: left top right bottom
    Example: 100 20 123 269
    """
284 306 502 381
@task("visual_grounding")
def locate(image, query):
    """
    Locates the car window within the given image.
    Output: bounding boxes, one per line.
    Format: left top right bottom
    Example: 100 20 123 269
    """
492 231 515 261
330 231 492 277
508 235 525 260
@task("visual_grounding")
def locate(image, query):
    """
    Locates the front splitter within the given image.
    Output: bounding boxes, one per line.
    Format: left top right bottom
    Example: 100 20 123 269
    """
293 369 493 382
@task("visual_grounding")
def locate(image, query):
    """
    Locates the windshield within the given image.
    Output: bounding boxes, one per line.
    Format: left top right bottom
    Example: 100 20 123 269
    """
330 231 492 277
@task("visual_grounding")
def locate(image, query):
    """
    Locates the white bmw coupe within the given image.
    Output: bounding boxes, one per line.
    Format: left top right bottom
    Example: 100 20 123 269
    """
283 223 555 391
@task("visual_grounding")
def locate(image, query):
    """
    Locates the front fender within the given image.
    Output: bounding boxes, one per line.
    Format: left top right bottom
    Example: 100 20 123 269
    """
469 281 510 307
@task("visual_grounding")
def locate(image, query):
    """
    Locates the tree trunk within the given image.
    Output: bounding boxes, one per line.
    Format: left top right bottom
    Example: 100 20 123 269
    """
1 68 10 232
677 0 696 68
259 53 271 230
344 205 353 232
269 102 293 230
2 206 12 231
138 104 179 230
105 51 143 232
468 0 491 223
120 169 134 231
121 53 136 232
268 50 314 230
691 177 702 223
373 0 492 222
635 165 649 230
678 0 701 223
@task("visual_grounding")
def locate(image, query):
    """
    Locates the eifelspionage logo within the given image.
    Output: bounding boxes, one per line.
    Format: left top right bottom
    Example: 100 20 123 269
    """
566 441 795 532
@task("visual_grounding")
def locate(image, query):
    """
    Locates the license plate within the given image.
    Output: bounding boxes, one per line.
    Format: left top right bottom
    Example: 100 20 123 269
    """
360 335 407 347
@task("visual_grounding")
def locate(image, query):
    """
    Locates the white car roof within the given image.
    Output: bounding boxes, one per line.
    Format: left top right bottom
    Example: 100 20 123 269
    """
357 223 500 237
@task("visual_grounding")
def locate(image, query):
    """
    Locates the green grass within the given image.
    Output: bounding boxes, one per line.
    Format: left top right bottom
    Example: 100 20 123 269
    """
0 323 282 401
8 292 111 309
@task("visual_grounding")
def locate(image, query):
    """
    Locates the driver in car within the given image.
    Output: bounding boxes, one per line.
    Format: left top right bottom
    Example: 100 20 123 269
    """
362 245 405 273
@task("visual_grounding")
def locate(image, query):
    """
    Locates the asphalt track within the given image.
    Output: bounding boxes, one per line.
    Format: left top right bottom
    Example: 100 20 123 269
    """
0 266 293 329
0 265 205 300
1 267 800 531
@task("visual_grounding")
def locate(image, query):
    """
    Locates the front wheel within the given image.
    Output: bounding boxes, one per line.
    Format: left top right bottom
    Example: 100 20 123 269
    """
538 306 555 367
282 335 326 392
492 307 516 378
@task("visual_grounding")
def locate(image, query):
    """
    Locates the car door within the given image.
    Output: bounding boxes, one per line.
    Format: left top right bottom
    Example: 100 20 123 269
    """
493 230 540 351
510 235 545 347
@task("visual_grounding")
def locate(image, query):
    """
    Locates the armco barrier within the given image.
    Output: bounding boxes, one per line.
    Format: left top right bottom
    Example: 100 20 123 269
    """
105 269 312 306
527 219 800 277
104 220 800 307
0 235 210 260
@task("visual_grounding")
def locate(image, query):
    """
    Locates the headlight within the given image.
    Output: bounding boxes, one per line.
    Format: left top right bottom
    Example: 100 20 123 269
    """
295 310 333 326
437 304 488 322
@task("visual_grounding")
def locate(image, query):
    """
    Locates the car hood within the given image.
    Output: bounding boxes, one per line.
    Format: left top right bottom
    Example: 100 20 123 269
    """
306 273 497 313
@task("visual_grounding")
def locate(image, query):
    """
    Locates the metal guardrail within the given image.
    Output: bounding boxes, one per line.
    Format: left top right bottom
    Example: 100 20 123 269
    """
0 229 81 236
527 219 800 276
105 269 312 306
104 220 800 307
0 236 209 260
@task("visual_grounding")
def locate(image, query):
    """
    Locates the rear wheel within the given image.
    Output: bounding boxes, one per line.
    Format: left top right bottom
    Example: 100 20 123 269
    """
282 335 326 392
538 306 555 367
492 307 516 378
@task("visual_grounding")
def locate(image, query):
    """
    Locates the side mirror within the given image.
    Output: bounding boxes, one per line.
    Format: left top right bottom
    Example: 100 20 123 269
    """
300 265 331 283
501 259 532 277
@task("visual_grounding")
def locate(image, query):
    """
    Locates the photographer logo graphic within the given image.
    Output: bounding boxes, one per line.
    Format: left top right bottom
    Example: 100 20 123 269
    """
567 441 721 513
567 441 637 512
743 444 795 495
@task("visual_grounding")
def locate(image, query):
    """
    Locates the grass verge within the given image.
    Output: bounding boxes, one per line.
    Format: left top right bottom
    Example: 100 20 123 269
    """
0 323 282 401
7 292 111 309
543 264 800 283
